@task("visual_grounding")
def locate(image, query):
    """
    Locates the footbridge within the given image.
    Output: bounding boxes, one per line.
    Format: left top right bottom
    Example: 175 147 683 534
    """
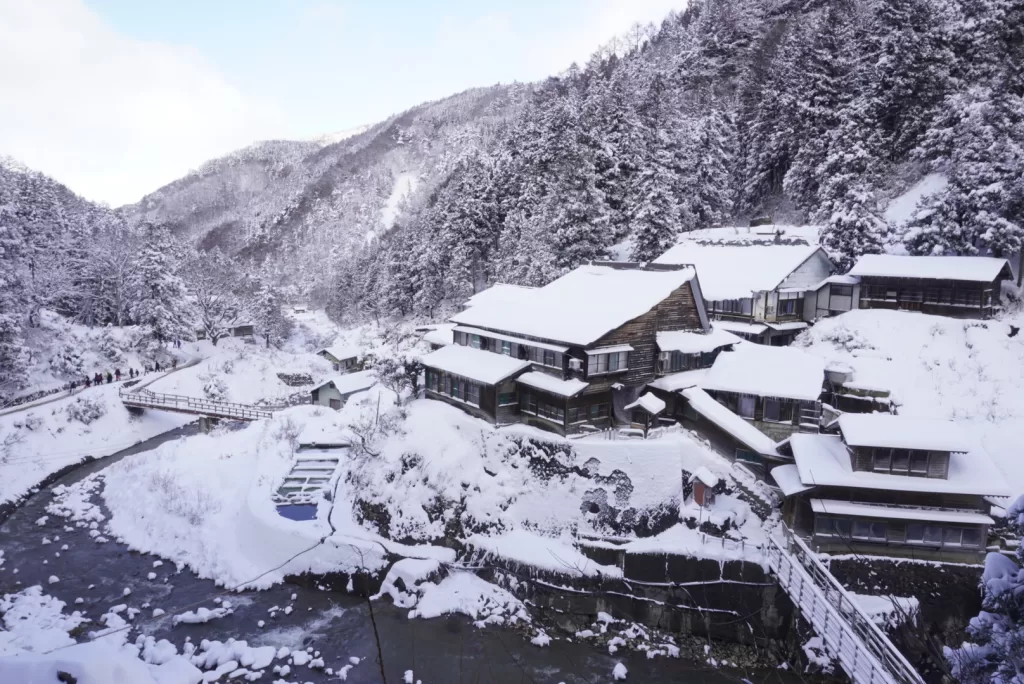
766 526 924 684
119 387 277 422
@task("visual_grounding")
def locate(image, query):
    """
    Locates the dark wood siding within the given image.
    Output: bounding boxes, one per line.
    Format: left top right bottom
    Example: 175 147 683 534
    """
858 275 1002 319
583 280 704 396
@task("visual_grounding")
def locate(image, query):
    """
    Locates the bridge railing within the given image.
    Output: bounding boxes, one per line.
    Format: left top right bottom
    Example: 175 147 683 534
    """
767 526 923 684
120 387 274 421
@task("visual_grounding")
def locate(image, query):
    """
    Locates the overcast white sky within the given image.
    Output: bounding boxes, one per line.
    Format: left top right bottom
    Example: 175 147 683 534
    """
0 0 685 207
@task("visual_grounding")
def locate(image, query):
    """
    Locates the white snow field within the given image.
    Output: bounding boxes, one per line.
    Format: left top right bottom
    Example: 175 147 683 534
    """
0 310 358 509
795 308 1024 496
98 393 764 595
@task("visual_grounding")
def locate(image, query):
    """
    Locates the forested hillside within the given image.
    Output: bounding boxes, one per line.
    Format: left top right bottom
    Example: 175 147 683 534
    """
1 0 1021 397
337 0 1023 322
126 85 524 300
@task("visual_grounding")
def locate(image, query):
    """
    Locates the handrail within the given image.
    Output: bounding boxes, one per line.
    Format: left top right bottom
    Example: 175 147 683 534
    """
119 387 274 421
766 525 923 684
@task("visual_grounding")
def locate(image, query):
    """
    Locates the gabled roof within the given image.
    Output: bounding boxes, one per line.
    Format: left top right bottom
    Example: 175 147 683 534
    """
702 345 825 402
420 344 530 385
838 413 971 453
315 369 376 396
848 254 1013 283
463 283 537 309
653 242 826 301
789 433 1010 497
451 263 700 347
318 344 360 361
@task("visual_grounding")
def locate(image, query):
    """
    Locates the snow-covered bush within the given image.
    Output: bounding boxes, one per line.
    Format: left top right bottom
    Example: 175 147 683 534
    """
947 494 1024 682
96 326 129 364
64 396 106 425
48 340 84 377
199 372 228 402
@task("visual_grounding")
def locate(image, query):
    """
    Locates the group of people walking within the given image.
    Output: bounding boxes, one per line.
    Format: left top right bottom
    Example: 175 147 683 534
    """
66 359 178 394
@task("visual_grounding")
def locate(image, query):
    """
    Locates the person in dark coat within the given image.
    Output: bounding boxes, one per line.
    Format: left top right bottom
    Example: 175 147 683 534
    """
105 371 112 384
84 376 91 388
115 369 121 381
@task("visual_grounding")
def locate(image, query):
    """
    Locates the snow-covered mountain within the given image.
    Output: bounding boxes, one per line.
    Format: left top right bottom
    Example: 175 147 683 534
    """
124 85 525 281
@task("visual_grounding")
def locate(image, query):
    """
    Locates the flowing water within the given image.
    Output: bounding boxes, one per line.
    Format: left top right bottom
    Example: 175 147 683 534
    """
0 428 797 683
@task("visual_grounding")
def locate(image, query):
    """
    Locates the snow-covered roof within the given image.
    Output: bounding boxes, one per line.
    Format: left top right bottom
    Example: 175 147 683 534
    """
848 255 1012 283
653 243 824 300
421 323 455 347
657 327 742 354
813 274 860 290
674 224 821 245
420 345 530 385
810 499 994 526
451 264 700 347
838 413 971 453
702 345 824 402
318 344 360 361
681 388 779 456
462 283 537 309
765 321 808 332
586 344 634 355
689 466 720 488
647 369 707 393
624 392 666 415
713 320 768 335
316 369 376 396
771 464 814 496
516 371 588 398
790 433 1011 497
453 325 569 353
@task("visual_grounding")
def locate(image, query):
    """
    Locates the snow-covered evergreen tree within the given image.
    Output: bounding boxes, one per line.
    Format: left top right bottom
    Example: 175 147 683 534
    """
948 494 1024 683
130 233 192 346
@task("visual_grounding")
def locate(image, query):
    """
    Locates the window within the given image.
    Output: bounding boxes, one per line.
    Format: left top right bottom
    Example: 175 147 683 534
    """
763 398 794 423
426 371 439 392
332 362 340 371
852 520 887 541
736 449 763 465
910 451 928 475
501 341 512 356
873 448 891 472
498 392 517 406
738 395 755 419
815 517 852 538
567 407 584 423
658 351 702 374
590 351 628 375
537 401 565 423
944 528 963 546
589 404 608 420
451 379 462 400
329 399 341 410
923 525 943 544
520 393 537 414
832 284 853 297
777 292 801 316
962 528 983 547
543 350 556 367
891 449 910 474
470 335 481 350
466 383 481 406
710 299 753 315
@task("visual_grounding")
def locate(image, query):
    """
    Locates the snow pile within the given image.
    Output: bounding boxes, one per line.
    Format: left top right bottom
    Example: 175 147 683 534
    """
795 309 1024 494
883 173 948 228
0 586 201 684
409 572 530 626
172 604 234 625
851 593 919 631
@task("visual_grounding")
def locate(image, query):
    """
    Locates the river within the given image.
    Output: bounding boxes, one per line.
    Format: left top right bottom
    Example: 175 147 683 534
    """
0 427 798 683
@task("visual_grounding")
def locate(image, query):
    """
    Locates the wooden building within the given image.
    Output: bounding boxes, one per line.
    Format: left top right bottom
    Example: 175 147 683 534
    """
421 262 735 435
847 254 1013 319
317 344 360 374
771 413 1009 562
654 241 834 345
311 370 376 410
696 343 826 442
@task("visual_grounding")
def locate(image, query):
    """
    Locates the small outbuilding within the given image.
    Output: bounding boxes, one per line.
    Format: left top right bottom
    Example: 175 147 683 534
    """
317 344 360 374
689 467 721 508
624 392 667 436
311 370 376 410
